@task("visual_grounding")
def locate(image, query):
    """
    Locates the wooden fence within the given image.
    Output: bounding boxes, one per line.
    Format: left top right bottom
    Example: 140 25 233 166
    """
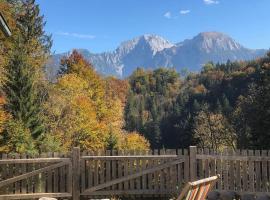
0 146 270 199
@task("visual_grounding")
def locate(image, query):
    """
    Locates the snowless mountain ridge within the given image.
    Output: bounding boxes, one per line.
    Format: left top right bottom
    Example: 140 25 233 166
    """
116 34 175 55
47 32 267 79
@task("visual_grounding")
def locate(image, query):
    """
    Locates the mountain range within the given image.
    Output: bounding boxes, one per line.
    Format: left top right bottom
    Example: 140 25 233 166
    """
46 32 267 79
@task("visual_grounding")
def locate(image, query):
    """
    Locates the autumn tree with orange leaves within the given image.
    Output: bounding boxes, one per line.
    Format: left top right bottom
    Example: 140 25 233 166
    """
43 50 149 152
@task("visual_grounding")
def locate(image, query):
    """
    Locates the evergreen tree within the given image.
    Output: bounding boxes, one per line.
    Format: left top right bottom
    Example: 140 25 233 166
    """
2 0 52 142
3 46 44 139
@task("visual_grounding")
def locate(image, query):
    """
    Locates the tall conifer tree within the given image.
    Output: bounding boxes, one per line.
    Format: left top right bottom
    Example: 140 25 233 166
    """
2 0 51 140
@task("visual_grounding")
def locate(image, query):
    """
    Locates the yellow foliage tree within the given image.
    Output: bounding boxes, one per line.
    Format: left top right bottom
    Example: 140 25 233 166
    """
118 132 150 150
44 51 150 152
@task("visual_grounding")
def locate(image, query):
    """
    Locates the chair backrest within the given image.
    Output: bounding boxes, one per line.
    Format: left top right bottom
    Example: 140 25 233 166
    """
177 175 220 200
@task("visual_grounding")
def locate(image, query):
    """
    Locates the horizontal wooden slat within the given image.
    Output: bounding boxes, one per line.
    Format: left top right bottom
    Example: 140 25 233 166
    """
0 193 72 200
196 154 270 161
189 175 220 186
81 155 179 160
0 158 70 164
83 190 176 196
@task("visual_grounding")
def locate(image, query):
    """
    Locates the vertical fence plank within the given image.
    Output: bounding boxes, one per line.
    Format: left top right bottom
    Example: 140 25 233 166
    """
248 150 255 192
7 154 14 194
229 149 235 191
94 151 99 187
242 150 248 192
147 150 153 190
141 150 147 191
81 151 86 193
118 150 123 190
129 150 135 192
154 149 159 192
40 153 47 193
197 148 203 179
59 153 68 192
72 147 80 200
123 150 129 191
159 149 165 193
2 153 8 194
135 149 141 191
168 149 173 191
205 148 210 178
261 150 267 192
21 153 27 194
235 150 241 192
111 150 117 190
189 146 197 182
171 149 177 193
105 150 111 191
184 149 189 183
14 153 20 194
165 149 171 191
53 152 59 193
210 149 216 177
67 151 73 194
162 149 168 191
215 150 222 190
100 150 105 186
223 149 228 190
255 150 261 192
46 152 52 193
177 149 183 191
88 151 94 189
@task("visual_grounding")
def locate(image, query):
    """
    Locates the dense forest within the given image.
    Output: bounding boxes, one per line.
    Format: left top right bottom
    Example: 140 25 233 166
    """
0 0 270 155
125 57 270 151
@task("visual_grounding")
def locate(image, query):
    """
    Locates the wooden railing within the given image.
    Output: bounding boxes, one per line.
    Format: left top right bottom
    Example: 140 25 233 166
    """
0 146 270 199
195 147 270 194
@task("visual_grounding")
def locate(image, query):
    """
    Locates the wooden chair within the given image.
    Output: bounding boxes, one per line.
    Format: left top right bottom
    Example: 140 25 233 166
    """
177 175 220 200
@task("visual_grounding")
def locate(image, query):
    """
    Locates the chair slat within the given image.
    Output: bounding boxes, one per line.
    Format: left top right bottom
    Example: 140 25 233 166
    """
177 175 220 200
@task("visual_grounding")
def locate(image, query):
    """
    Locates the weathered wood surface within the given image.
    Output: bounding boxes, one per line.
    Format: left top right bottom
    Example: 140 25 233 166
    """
0 152 72 200
1 147 270 199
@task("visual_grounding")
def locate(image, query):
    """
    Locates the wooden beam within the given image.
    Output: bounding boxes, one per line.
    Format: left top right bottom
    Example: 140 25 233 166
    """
0 193 71 200
0 158 70 164
81 155 179 160
0 161 70 188
196 154 270 161
83 189 176 196
81 158 184 195
189 175 219 186
189 146 197 181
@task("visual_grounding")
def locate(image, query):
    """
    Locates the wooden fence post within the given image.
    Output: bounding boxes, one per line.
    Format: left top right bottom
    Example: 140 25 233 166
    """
189 146 197 181
72 147 80 200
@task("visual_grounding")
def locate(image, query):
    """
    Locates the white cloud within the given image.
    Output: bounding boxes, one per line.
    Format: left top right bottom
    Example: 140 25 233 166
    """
55 31 96 39
164 11 172 19
203 0 219 5
180 10 191 15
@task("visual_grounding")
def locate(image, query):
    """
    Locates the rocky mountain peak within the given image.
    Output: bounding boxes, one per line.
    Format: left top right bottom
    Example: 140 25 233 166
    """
190 31 243 52
116 34 174 55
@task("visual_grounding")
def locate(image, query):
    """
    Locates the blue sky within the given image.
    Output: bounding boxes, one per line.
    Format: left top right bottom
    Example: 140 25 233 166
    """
37 0 270 54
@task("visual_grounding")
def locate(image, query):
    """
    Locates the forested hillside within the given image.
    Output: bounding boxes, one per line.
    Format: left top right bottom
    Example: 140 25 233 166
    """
0 0 269 155
124 55 270 151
